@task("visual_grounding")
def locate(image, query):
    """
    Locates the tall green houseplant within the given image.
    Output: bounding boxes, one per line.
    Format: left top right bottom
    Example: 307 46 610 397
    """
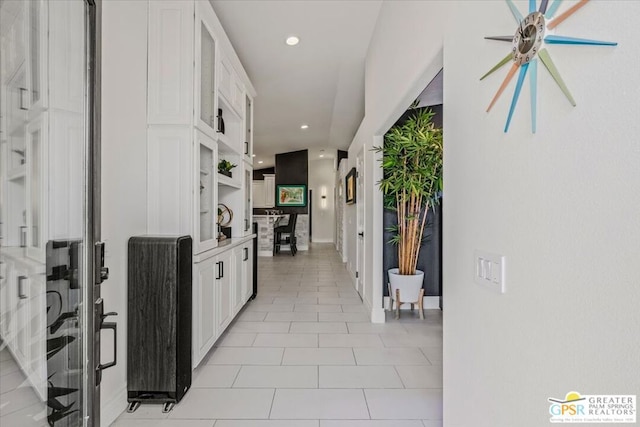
374 107 443 276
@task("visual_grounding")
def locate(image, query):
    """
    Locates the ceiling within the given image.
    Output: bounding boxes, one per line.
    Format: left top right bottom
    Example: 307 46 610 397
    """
211 0 383 168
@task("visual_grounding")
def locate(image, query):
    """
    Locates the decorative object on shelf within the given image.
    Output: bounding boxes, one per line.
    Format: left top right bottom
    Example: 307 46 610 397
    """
276 185 306 207
373 106 442 320
216 108 225 134
345 168 356 205
217 203 233 241
12 149 26 165
482 0 617 133
218 159 237 178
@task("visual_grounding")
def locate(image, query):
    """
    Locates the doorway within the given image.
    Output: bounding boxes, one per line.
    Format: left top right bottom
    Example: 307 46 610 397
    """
356 148 365 300
0 1 105 425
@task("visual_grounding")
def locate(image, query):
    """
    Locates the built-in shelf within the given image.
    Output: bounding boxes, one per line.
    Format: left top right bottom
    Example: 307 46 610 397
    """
218 173 241 189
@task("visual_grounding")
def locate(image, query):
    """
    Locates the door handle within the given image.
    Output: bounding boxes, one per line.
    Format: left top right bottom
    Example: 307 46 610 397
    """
358 232 364 237
243 247 249 261
220 261 224 279
95 298 118 386
18 275 28 299
244 141 248 155
98 313 118 371
19 88 28 110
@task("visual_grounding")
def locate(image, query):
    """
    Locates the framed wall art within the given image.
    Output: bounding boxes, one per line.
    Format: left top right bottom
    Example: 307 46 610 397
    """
276 185 307 207
345 168 356 205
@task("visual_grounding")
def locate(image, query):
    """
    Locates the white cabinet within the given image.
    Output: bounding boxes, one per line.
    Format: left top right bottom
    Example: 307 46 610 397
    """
194 0 218 139
215 249 233 333
252 181 265 208
233 243 251 316
218 55 242 115
193 239 252 367
243 94 253 162
147 0 194 125
264 174 275 208
194 130 218 254
194 255 217 363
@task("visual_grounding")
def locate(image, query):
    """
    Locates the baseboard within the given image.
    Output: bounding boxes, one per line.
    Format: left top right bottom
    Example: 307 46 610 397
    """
311 238 334 243
383 296 440 310
102 385 127 427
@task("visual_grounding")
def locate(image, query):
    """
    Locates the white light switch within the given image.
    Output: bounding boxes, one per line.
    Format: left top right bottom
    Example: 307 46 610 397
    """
474 250 506 293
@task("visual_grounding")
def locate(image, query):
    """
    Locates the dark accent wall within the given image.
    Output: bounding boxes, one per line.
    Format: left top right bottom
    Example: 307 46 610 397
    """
253 167 275 180
337 150 348 165
382 105 443 299
275 149 308 214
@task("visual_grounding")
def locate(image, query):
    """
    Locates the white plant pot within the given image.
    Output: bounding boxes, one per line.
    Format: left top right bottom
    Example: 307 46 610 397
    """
388 268 424 303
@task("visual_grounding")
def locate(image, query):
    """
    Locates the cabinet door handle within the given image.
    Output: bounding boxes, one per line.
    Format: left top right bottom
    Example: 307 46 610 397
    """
244 141 248 155
220 261 224 279
18 275 27 299
243 247 249 261
216 262 221 280
19 88 28 110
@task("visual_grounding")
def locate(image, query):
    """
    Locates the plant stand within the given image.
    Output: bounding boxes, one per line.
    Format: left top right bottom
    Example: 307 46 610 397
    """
389 284 424 320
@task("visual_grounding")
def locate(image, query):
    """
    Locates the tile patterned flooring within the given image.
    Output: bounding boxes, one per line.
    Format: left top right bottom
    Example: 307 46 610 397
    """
113 243 444 426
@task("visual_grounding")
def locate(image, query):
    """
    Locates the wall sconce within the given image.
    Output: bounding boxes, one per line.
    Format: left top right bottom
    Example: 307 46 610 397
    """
320 186 327 209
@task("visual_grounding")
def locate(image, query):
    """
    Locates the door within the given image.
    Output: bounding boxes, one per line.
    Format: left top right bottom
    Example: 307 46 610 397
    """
356 149 365 299
0 1 107 426
216 250 233 333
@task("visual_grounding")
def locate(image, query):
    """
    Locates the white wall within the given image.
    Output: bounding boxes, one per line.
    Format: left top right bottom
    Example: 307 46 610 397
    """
100 2 149 424
443 1 640 425
348 0 640 425
308 157 336 243
347 0 449 322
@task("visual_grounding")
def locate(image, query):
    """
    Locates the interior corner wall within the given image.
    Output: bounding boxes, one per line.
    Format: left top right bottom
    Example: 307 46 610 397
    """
308 158 336 243
100 1 149 424
347 0 449 320
442 1 640 426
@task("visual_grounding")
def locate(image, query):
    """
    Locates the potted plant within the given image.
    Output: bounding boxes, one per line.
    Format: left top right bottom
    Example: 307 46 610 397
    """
218 159 236 178
373 106 443 319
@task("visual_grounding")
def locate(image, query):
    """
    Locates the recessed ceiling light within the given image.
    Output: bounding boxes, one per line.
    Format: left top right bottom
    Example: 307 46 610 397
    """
300 124 309 129
319 154 324 158
252 154 256 157
286 36 299 46
258 160 264 164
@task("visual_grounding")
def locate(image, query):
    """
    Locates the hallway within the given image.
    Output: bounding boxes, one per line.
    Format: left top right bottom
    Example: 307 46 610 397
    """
114 243 443 426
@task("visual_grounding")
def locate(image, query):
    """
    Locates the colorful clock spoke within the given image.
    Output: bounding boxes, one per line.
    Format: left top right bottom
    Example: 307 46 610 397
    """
481 53 514 81
538 48 576 106
530 0 537 14
484 36 514 42
545 0 563 18
504 63 530 132
539 0 550 15
506 0 524 25
544 35 617 46
547 0 588 30
530 59 538 133
487 63 520 113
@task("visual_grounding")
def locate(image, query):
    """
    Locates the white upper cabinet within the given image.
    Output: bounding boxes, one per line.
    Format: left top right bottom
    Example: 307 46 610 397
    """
195 1 218 139
147 0 194 125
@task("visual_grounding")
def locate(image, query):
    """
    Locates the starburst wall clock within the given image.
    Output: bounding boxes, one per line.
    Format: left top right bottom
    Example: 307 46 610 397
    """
481 0 617 133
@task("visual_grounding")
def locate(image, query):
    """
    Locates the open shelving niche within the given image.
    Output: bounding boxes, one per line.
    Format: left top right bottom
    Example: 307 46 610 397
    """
216 95 245 239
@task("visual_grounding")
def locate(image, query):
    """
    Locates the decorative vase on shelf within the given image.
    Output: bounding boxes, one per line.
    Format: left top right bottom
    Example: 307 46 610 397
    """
217 108 225 134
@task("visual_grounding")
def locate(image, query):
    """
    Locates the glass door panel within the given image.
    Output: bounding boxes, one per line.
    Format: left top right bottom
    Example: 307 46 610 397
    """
1 1 97 426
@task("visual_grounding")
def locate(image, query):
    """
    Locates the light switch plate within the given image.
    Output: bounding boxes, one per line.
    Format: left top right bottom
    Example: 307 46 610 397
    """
474 250 506 293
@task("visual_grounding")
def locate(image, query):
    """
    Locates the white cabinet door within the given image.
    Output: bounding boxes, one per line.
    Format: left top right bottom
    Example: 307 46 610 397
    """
243 94 253 162
233 245 244 316
218 55 233 106
13 269 30 369
194 0 218 139
194 256 217 366
264 175 275 208
147 0 194 125
215 249 233 334
252 181 265 208
242 241 253 302
194 130 218 254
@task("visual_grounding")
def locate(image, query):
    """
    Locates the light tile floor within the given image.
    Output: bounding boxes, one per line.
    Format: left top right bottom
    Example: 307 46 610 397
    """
114 243 443 427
